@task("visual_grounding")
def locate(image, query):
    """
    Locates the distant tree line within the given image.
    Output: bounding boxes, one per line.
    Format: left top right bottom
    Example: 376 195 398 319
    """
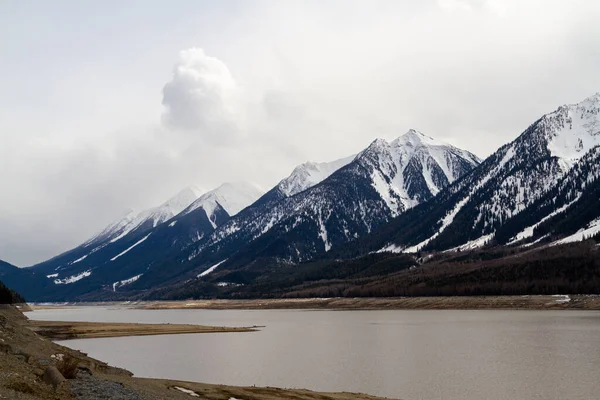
142 239 600 300
0 280 25 304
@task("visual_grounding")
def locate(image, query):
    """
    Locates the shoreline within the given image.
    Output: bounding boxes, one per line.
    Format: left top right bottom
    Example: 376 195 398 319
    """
26 295 600 311
136 295 600 310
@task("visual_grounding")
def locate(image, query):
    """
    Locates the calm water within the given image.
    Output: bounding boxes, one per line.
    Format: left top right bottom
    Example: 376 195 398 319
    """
30 307 600 400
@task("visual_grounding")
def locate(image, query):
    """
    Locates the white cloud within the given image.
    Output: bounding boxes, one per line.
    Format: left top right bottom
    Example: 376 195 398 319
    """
161 48 243 144
437 0 475 12
1 1 600 265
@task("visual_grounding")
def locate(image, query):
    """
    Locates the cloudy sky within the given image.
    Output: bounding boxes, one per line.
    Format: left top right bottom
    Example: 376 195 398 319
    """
1 0 599 266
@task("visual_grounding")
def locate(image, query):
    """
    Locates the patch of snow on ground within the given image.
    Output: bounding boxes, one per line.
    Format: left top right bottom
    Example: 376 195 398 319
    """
174 386 200 397
552 217 600 245
112 274 143 292
521 234 549 248
70 254 88 264
198 259 228 278
317 214 332 252
553 295 571 303
508 196 581 244
445 234 494 253
108 225 138 244
370 170 399 215
110 233 152 261
404 195 471 253
376 243 404 254
54 270 91 285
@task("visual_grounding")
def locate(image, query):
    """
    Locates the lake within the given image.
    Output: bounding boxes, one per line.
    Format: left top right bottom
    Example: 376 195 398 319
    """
30 307 600 400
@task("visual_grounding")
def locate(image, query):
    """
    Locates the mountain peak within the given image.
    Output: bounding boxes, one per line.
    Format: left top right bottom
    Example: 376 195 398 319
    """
160 186 205 212
579 92 600 107
182 181 264 218
277 155 356 197
392 129 449 148
364 138 390 152
404 128 426 139
536 92 600 162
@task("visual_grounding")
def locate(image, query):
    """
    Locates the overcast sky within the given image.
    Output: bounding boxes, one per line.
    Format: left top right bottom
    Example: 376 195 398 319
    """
1 0 600 266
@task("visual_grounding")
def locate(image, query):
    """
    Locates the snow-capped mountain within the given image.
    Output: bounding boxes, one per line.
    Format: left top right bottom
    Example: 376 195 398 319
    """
144 182 265 247
180 182 264 227
27 182 263 300
254 155 357 206
277 155 358 197
85 186 204 246
367 93 600 254
356 130 480 215
32 185 204 275
164 130 480 281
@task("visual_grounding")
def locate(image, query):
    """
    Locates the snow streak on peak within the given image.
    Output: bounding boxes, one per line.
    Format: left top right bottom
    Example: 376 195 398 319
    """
277 154 357 197
393 129 448 147
358 130 481 215
540 93 600 163
160 186 206 216
145 186 206 228
86 186 204 246
182 182 264 221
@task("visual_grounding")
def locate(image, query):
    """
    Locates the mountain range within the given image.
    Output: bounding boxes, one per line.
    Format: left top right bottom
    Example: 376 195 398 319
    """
1 93 598 301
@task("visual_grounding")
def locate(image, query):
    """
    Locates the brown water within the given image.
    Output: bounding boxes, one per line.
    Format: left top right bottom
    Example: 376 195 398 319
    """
31 307 600 400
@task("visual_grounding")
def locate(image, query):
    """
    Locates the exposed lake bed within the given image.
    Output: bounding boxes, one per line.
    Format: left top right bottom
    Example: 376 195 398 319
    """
29 303 600 400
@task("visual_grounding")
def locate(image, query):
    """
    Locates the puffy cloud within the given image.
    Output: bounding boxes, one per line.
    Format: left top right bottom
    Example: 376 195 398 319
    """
161 48 243 143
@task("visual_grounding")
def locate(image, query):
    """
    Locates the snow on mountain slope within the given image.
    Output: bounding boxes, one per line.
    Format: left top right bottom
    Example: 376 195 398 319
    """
553 217 600 245
182 130 480 266
27 182 264 299
181 182 264 223
370 93 600 254
494 144 600 246
86 186 204 246
360 130 481 216
278 155 357 197
253 154 358 207
544 93 600 162
26 185 207 292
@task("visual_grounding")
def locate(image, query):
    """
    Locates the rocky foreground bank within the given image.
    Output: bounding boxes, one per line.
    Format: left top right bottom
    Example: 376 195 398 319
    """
0 305 391 400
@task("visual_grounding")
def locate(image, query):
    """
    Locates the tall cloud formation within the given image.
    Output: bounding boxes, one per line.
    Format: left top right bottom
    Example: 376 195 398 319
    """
161 48 243 144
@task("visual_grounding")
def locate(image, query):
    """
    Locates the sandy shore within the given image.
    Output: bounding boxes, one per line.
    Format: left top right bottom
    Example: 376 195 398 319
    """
27 320 258 340
0 305 393 399
133 295 600 310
